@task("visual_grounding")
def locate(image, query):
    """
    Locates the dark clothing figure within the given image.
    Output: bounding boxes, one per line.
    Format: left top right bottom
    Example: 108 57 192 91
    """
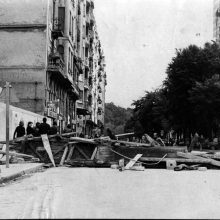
188 133 200 152
63 124 72 133
13 121 25 139
106 128 117 140
79 132 84 138
27 126 34 135
33 122 41 137
39 118 51 135
49 121 58 135
26 122 34 135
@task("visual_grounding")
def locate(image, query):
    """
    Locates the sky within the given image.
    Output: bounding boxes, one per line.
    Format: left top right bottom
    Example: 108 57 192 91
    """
93 0 214 108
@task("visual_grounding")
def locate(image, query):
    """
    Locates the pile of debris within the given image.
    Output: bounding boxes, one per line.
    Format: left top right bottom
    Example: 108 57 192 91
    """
1 132 220 171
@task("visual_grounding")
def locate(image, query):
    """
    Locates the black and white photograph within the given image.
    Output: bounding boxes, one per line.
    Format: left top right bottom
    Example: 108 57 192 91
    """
0 0 220 219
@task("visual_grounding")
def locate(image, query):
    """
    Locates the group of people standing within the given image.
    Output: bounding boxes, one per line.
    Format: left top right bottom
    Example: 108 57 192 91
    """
13 117 58 139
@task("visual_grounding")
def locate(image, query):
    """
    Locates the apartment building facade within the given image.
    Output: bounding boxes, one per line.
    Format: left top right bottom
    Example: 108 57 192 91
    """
214 0 220 44
0 0 106 135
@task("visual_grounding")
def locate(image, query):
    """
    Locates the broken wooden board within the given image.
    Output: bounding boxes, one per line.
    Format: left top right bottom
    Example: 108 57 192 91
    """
60 145 69 165
0 150 34 158
113 145 187 160
91 147 98 160
177 152 220 167
139 157 210 165
125 154 143 170
41 134 55 167
70 137 97 145
95 138 151 147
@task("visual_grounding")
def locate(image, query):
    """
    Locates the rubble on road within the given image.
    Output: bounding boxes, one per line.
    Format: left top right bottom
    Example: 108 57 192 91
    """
1 132 220 170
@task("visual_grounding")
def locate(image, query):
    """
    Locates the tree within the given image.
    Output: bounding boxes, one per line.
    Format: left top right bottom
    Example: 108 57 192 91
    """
130 88 170 136
104 102 132 135
164 42 220 139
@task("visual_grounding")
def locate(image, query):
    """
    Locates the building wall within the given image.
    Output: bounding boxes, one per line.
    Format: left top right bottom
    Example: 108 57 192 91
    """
0 0 48 115
0 0 106 135
0 0 47 25
214 0 220 44
0 101 52 141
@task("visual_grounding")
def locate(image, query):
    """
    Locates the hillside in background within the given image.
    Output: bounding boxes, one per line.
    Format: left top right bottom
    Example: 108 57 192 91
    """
104 102 133 134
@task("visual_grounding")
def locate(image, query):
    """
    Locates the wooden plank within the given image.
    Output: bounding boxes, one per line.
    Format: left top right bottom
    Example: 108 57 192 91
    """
41 134 55 167
177 152 220 167
116 132 134 138
75 146 90 159
0 150 34 158
52 145 66 156
125 154 143 169
95 138 152 147
139 157 210 164
91 147 98 160
70 137 97 145
60 145 69 165
66 145 75 162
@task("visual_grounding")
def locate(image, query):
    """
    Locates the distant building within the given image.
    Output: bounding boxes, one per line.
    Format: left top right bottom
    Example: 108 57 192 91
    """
0 0 106 135
213 0 220 44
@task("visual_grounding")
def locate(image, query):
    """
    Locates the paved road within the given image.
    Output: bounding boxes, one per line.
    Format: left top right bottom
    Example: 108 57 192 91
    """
1 167 220 219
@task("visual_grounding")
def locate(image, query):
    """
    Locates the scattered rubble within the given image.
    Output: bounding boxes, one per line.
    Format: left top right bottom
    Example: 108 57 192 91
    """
1 132 220 171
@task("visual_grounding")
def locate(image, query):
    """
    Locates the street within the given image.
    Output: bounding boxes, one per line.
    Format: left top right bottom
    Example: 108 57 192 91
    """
1 167 220 219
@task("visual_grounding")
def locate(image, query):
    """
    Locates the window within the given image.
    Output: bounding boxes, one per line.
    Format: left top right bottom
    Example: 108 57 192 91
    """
69 11 72 35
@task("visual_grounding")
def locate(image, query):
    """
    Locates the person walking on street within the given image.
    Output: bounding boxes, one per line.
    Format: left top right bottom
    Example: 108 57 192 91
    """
13 121 25 139
39 117 51 135
26 121 34 136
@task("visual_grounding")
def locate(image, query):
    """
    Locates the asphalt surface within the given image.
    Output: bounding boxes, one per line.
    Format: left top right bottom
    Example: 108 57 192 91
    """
0 167 220 219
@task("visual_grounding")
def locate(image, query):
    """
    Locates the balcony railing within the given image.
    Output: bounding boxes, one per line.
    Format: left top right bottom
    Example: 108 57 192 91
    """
52 18 64 39
47 56 64 76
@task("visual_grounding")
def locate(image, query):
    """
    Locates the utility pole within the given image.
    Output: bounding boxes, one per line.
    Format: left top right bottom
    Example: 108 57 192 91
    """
5 82 11 168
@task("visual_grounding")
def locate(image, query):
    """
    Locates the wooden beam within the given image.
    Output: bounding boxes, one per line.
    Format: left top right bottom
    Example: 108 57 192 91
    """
60 145 69 165
75 146 90 159
125 154 143 169
177 152 220 167
94 138 151 147
0 150 33 158
91 147 98 160
70 137 97 145
52 145 66 156
66 145 75 162
139 157 211 164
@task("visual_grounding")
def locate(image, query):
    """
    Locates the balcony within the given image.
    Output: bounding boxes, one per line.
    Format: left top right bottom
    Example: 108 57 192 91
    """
47 54 65 77
52 18 64 39
76 100 91 115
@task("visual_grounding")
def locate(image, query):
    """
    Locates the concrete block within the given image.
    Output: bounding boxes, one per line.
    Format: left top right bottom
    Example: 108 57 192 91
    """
166 159 177 170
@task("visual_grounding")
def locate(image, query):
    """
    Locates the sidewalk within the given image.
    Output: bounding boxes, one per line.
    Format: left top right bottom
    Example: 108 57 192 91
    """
0 163 45 184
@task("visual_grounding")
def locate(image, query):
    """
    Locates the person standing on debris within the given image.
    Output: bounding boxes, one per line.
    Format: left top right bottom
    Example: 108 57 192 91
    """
33 122 41 137
39 117 51 135
188 132 200 152
26 121 35 136
13 120 25 139
79 132 85 138
49 121 58 135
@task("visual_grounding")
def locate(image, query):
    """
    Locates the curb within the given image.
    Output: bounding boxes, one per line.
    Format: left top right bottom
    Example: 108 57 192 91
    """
0 163 45 184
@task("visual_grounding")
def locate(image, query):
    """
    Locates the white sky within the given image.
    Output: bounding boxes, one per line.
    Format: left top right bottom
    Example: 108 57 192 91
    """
93 0 214 108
